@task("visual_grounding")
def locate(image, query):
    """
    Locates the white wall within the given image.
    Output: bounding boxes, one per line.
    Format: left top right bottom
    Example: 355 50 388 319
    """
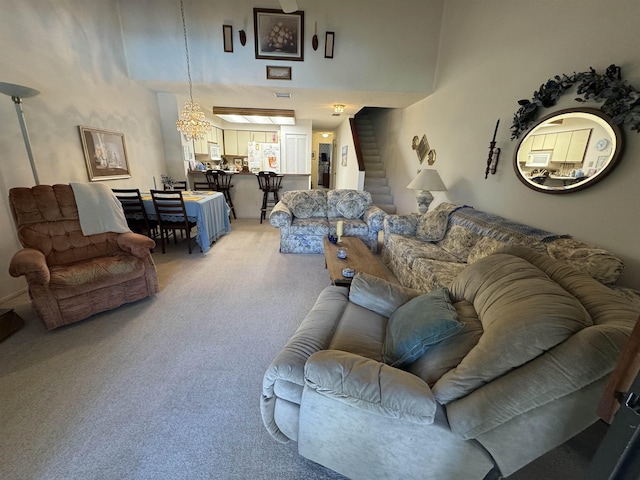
333 117 363 189
0 0 169 301
371 0 640 289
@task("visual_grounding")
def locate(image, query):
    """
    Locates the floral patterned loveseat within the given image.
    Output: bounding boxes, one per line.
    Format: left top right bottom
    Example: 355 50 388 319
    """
270 189 386 253
382 202 625 292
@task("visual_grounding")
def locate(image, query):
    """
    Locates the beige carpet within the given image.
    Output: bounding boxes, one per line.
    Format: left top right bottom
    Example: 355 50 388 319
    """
0 219 604 479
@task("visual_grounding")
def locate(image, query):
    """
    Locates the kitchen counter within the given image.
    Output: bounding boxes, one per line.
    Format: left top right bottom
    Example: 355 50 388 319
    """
187 171 310 219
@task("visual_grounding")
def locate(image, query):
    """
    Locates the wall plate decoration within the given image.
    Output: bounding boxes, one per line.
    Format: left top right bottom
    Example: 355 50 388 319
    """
413 134 436 165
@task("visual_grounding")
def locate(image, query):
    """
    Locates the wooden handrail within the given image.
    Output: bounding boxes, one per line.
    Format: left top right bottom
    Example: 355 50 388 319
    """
350 118 365 172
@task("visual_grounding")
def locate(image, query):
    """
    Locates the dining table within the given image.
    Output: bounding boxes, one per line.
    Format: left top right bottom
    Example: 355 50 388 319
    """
141 191 230 253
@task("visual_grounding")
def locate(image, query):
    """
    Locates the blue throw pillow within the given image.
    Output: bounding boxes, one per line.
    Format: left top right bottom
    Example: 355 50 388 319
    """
383 288 464 368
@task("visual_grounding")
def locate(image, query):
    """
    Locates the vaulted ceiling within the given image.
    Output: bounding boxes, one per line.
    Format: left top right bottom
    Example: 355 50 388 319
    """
118 0 445 131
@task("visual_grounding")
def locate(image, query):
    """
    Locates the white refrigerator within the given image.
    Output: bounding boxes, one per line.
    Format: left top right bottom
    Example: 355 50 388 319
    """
247 142 281 173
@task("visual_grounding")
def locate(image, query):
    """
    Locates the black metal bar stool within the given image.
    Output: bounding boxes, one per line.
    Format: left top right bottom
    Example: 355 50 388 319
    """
257 171 283 223
208 169 236 219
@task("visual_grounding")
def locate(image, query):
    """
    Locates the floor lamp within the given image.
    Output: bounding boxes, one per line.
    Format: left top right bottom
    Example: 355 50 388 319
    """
0 82 38 341
0 81 41 185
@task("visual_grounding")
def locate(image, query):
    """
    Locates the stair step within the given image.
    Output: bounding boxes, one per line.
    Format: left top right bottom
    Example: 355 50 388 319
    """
364 162 383 169
376 203 397 215
364 177 388 187
372 194 394 204
365 169 386 178
365 185 391 195
363 157 381 164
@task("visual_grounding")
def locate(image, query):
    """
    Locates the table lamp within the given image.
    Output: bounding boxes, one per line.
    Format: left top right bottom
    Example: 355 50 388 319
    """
407 169 447 214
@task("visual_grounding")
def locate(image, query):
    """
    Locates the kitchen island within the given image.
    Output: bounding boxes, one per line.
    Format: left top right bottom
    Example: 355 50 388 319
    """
187 170 310 219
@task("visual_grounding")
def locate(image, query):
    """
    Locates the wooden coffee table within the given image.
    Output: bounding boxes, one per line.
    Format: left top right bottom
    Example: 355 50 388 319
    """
323 236 394 286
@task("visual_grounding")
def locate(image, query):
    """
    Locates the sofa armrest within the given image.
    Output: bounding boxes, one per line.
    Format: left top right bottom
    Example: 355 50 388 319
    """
117 232 155 258
363 205 386 233
304 350 436 424
269 201 293 228
384 213 420 237
9 248 50 285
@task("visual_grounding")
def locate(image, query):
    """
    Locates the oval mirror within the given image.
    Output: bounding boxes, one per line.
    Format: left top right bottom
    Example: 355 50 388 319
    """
513 108 624 194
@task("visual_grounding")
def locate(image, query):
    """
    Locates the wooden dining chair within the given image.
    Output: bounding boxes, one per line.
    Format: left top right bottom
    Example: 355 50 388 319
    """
112 188 158 239
206 170 236 219
193 181 214 191
164 181 188 191
150 189 197 254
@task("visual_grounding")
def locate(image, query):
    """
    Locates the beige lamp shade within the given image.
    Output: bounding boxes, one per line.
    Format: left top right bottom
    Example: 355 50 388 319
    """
407 169 447 191
407 169 447 214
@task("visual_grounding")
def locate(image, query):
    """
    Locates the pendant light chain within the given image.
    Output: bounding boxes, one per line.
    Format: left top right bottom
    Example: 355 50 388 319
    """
176 0 211 141
180 0 194 103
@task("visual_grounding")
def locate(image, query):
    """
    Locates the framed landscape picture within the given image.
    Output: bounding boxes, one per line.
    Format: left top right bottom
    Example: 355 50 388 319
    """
254 8 304 61
79 126 131 181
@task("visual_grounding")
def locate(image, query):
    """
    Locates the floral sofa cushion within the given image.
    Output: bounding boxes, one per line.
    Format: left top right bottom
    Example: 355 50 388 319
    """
327 190 370 219
285 190 327 219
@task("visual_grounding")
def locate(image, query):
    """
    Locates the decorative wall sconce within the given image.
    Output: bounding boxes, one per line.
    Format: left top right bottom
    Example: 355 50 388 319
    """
412 134 436 165
485 119 501 179
312 22 319 50
325 31 335 58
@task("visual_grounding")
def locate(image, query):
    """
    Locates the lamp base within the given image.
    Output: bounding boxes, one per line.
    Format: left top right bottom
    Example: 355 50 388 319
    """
415 190 434 214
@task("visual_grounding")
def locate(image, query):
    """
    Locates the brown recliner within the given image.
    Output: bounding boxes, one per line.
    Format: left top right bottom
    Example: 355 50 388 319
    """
8 184 159 329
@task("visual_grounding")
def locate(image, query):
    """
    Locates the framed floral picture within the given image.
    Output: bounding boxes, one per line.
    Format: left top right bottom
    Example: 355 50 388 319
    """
79 126 131 181
254 8 304 61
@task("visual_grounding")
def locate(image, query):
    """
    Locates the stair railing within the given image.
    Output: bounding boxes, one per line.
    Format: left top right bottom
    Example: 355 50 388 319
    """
350 118 365 172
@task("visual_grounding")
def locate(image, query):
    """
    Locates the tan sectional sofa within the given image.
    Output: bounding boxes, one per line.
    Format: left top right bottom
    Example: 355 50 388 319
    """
261 247 639 479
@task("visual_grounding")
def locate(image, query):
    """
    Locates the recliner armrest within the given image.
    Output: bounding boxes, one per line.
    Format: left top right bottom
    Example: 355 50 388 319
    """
9 248 50 285
304 350 436 424
117 232 155 258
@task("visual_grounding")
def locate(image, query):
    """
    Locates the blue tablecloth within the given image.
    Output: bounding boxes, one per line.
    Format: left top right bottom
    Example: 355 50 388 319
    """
142 192 230 253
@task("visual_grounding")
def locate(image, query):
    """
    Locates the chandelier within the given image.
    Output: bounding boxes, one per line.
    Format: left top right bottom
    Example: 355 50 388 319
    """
176 0 211 141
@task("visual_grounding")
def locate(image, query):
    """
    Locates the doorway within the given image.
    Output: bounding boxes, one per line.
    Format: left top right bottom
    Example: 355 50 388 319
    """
318 143 331 188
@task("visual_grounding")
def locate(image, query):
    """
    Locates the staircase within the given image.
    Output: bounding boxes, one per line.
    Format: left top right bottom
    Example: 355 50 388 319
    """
355 112 397 214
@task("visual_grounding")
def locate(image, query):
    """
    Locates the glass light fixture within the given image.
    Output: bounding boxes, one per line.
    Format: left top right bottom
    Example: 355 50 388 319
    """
176 0 211 141
333 104 345 114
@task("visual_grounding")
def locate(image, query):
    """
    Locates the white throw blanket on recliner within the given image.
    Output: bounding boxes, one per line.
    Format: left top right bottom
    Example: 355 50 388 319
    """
70 182 130 235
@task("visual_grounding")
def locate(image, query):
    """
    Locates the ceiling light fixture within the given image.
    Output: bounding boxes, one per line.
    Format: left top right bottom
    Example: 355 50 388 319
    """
333 104 345 114
175 0 211 141
212 107 296 125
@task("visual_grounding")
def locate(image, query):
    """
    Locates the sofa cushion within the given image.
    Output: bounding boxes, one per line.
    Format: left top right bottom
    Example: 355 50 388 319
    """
437 225 481 262
287 191 320 218
407 300 483 386
415 202 462 242
349 272 421 317
290 218 329 235
415 209 449 242
431 252 593 404
336 191 368 219
383 288 465 368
